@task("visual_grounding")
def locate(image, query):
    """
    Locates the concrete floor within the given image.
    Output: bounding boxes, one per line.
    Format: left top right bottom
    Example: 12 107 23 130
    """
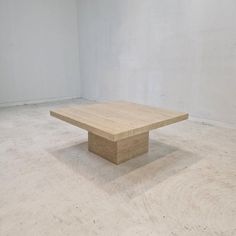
0 99 236 236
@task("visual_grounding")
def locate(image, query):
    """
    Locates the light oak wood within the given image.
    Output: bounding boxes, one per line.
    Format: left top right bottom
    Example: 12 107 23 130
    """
50 101 188 164
50 101 188 142
88 132 149 164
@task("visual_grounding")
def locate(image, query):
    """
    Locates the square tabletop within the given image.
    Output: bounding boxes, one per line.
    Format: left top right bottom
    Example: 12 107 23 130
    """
50 101 188 141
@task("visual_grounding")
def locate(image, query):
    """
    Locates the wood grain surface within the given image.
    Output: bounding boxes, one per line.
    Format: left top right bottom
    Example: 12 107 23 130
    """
50 101 188 141
88 132 149 164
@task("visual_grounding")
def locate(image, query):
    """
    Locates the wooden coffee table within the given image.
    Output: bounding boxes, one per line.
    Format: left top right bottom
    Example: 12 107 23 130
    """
50 101 188 164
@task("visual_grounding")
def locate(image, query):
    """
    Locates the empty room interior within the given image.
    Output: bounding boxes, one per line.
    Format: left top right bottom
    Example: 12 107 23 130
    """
0 0 236 235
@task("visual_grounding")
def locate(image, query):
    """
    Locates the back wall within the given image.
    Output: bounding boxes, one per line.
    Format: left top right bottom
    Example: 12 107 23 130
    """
0 0 80 106
78 0 236 126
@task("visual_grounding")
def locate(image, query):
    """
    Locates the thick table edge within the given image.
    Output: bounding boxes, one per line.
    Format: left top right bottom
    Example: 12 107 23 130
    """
112 113 189 141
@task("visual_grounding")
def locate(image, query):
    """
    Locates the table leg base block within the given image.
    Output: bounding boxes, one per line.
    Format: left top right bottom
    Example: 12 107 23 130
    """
88 132 149 164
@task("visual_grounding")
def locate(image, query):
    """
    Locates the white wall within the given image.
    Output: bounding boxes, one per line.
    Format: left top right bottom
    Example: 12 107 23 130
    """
78 0 236 126
0 0 80 106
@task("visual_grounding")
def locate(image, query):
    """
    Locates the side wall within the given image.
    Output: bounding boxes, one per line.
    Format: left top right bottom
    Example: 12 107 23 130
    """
0 0 80 106
78 0 236 126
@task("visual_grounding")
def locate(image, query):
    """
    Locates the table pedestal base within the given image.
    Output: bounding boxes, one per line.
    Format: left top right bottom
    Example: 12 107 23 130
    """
88 132 149 164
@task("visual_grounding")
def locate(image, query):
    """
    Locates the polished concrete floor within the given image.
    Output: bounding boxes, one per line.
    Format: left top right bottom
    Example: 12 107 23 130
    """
0 99 236 236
